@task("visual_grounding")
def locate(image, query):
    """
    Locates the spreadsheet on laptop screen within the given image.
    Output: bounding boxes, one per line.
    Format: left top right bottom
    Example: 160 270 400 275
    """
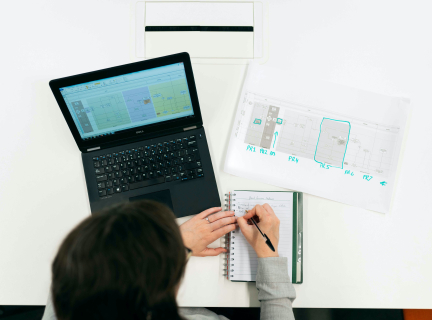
59 63 194 140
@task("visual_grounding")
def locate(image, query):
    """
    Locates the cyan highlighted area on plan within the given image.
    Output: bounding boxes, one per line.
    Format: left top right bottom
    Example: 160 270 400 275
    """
314 118 350 168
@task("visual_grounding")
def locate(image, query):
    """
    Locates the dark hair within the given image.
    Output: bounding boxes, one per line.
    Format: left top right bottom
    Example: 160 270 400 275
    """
51 200 186 320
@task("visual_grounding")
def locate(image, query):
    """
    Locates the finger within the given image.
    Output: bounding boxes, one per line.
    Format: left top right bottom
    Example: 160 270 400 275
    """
210 216 237 231
196 247 227 257
262 203 275 215
195 207 222 220
243 204 265 221
237 216 254 234
207 211 235 223
209 223 236 242
242 206 257 220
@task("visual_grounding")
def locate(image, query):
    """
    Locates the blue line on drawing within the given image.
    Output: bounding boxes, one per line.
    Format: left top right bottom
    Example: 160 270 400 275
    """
273 131 278 148
314 118 351 169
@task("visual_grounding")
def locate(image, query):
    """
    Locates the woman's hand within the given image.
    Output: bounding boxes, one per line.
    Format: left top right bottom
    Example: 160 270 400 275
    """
180 207 237 257
237 204 280 258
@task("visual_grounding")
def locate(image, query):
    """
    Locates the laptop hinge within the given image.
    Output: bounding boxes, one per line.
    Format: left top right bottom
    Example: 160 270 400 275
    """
183 126 197 131
87 146 101 152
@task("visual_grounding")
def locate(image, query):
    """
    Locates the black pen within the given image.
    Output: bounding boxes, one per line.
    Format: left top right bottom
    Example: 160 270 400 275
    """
248 215 275 252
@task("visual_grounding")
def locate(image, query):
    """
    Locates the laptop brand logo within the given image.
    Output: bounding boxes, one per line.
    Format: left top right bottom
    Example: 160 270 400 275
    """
136 130 144 134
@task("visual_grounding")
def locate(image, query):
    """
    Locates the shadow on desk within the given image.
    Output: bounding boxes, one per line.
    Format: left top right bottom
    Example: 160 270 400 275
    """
0 306 407 320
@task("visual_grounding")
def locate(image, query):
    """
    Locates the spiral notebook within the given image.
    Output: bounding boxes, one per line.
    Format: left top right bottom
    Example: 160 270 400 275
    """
223 190 303 283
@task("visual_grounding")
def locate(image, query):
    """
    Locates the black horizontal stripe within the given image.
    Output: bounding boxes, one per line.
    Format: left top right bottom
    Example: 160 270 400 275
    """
145 26 253 32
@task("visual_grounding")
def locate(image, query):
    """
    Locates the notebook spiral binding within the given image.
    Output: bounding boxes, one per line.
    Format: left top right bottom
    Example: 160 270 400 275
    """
222 192 236 279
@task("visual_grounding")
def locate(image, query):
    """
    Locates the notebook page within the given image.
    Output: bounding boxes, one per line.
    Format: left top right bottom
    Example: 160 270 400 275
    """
229 191 293 281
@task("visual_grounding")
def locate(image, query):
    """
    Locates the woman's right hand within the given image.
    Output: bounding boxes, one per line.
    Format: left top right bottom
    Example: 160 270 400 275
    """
237 204 280 258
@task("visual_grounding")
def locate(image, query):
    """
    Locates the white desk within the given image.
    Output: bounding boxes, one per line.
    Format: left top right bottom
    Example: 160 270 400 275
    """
1 0 432 308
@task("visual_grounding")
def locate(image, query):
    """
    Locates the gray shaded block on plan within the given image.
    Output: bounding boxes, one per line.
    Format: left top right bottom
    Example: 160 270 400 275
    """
260 105 279 149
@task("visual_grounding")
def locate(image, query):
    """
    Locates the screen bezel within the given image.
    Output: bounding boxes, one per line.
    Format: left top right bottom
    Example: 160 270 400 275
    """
49 52 202 152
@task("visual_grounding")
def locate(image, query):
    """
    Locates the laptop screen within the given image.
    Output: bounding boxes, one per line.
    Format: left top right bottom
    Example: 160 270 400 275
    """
59 63 194 140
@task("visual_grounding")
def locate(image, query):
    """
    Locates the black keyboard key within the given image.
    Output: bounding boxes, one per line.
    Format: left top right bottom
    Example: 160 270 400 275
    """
122 185 129 192
176 138 182 143
107 188 114 195
188 141 197 147
106 180 113 187
93 156 99 161
188 175 196 180
135 174 142 181
94 161 100 168
101 160 108 166
184 161 202 170
114 171 122 178
107 173 114 180
197 173 204 178
187 169 196 175
164 168 170 175
113 179 120 186
104 166 112 173
95 168 105 174
97 182 105 189
172 173 180 181
129 177 165 190
186 156 195 162
197 168 203 174
156 170 163 176
112 165 120 171
179 171 187 178
181 176 189 181
165 175 172 182
96 175 107 182
115 186 122 193
148 171 155 179
127 176 135 183
98 190 107 197
189 135 196 140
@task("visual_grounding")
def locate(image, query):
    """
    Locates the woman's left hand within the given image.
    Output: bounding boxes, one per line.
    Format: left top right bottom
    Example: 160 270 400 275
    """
179 207 237 257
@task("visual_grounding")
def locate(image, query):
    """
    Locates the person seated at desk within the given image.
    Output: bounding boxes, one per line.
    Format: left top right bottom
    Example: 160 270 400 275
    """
42 201 296 320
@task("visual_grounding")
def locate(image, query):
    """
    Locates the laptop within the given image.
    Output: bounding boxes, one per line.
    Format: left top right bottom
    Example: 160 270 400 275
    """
49 52 221 217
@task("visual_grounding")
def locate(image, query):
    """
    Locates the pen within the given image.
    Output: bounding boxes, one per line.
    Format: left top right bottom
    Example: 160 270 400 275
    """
247 212 275 252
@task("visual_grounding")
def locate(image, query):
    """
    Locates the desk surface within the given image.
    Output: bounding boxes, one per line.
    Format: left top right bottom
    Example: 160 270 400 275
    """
1 0 432 308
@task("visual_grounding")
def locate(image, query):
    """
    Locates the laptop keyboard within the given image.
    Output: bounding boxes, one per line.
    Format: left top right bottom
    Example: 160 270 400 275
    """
92 135 203 197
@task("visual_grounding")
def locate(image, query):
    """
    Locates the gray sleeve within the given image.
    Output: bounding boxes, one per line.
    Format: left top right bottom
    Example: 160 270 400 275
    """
256 257 296 320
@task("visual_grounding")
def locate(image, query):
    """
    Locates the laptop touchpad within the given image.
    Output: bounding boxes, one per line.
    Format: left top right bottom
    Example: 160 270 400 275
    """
129 189 174 210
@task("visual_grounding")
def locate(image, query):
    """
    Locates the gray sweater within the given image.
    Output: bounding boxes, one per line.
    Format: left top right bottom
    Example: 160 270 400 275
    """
42 257 296 320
